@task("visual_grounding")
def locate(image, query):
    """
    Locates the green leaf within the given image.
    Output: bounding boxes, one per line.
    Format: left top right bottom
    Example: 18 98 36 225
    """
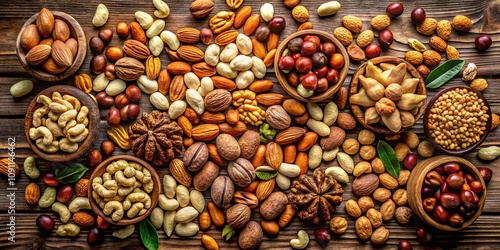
377 141 400 178
256 171 278 180
221 225 235 241
425 59 465 89
54 163 88 184
139 219 159 250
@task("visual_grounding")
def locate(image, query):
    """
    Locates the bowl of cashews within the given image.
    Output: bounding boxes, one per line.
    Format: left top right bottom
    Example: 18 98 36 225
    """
88 155 160 225
24 85 100 162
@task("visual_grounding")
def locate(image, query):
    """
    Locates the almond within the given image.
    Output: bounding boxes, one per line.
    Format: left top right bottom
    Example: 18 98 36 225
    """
282 99 306 116
234 6 252 29
192 62 216 78
243 14 260 36
298 21 313 31
207 143 227 166
169 159 192 187
51 40 73 67
265 142 283 170
65 38 78 59
267 33 280 51
215 30 239 46
42 57 67 74
123 39 151 60
249 80 273 93
169 75 187 101
184 107 200 125
256 179 275 201
25 182 40 206
25 44 51 65
263 49 276 67
256 93 284 106
52 19 70 42
177 45 204 62
335 87 348 110
218 121 247 137
211 76 236 91
167 61 191 75
176 27 201 44
251 38 266 59
130 21 147 44
201 112 226 124
297 132 319 151
36 8 54 37
177 116 193 137
190 0 215 19
352 174 379 196
21 24 40 51
275 127 306 145
166 48 181 61
192 124 220 141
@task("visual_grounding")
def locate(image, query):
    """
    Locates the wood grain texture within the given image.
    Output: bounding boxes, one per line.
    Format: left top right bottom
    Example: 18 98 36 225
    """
0 0 500 249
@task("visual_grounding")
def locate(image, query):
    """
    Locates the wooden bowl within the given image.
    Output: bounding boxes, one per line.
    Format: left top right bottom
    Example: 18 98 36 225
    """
407 155 486 231
88 155 160 226
423 86 492 156
16 11 86 82
274 30 349 102
24 85 100 162
349 56 427 134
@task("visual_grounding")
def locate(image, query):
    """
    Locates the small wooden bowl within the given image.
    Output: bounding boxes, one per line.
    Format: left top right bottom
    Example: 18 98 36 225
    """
423 86 492 156
349 56 427 134
16 11 86 82
24 85 100 162
88 155 160 226
274 30 349 102
407 155 486 231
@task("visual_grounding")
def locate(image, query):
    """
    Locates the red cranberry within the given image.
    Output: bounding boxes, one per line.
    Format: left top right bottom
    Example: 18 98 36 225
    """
315 228 331 248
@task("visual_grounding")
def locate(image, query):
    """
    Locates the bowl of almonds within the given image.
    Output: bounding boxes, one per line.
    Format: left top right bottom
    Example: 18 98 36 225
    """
16 8 86 82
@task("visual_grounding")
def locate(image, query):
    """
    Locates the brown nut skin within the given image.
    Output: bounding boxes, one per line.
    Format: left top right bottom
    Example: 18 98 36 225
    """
395 206 413 224
193 161 219 192
238 221 263 250
183 142 209 171
216 134 240 161
352 174 379 196
226 204 251 229
87 149 102 168
320 126 346 150
211 176 234 208
238 131 260 159
228 158 256 187
260 192 288 220
100 140 115 156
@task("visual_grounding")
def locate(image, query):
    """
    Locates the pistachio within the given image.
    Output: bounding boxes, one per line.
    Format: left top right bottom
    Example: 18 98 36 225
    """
407 38 426 52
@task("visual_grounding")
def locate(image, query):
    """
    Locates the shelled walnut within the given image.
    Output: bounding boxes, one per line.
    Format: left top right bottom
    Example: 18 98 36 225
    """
128 110 183 166
288 168 344 224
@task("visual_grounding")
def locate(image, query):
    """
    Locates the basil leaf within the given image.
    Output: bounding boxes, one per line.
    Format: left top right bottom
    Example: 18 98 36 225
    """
139 219 158 250
377 141 400 178
256 171 278 180
55 163 88 184
425 59 465 89
222 225 235 241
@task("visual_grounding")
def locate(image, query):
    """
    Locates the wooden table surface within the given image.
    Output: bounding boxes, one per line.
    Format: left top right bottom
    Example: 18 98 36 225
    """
1 0 500 249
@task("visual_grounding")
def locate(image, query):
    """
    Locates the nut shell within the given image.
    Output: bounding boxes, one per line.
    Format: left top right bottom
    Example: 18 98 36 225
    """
216 134 241 160
238 131 260 159
204 89 232 112
211 176 234 207
226 204 251 229
260 192 288 220
265 105 291 130
228 158 256 187
115 57 145 81
183 142 209 171
193 161 219 191
352 174 379 196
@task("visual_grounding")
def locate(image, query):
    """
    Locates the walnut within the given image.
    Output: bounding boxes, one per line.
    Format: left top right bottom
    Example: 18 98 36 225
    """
128 110 183 166
462 63 477 81
288 168 344 224
375 97 396 116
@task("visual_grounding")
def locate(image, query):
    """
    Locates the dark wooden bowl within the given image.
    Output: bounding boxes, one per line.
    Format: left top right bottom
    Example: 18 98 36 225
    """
16 11 86 82
423 86 492 156
24 85 100 162
88 155 160 226
274 30 349 102
407 155 486 231
349 56 427 134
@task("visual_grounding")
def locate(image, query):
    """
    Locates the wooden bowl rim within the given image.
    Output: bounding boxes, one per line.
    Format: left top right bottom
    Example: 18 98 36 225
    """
423 86 492 156
349 56 427 134
88 155 161 226
273 29 349 102
407 155 487 231
24 85 100 162
15 10 87 82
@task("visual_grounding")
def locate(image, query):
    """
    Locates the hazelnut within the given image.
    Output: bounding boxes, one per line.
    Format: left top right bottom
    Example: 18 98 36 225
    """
470 78 488 91
116 22 129 38
87 149 102 168
292 5 309 23
358 196 375 213
358 129 375 145
417 64 431 79
342 138 360 155
100 140 115 156
371 157 386 174
423 50 441 66
359 145 376 161
452 15 472 32
404 131 420 149
330 217 348 235
375 97 396 116
385 83 403 101
418 140 434 158
395 206 413 224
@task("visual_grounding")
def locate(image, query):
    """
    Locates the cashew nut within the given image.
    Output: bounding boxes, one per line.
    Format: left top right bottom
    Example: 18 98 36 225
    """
142 168 152 183
36 138 59 153
52 202 71 223
58 109 78 127
38 187 56 208
290 230 310 249
49 102 68 113
76 106 88 123
112 225 135 239
23 157 40 179
46 118 64 137
56 223 80 237
127 202 145 218
59 138 78 153
68 197 91 213
82 117 89 126
143 180 153 193
52 91 62 100
92 191 106 209
158 194 179 211
93 180 118 198
118 185 135 197
29 126 53 146
67 124 86 136
124 166 136 178
33 106 50 127
115 170 136 187
106 160 129 174
123 192 151 210
63 94 81 111
102 172 112 182
104 195 125 202
164 210 176 237
103 201 125 222
129 162 143 171
52 97 73 110
150 207 164 229
36 95 52 106
63 120 77 135
67 128 88 143
134 181 143 189
48 110 61 121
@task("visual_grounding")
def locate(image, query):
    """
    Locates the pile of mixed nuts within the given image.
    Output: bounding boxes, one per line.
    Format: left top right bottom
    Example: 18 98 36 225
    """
7 1 499 250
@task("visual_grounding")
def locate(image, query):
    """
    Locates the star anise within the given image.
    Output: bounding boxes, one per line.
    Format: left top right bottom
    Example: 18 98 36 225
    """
128 110 183 166
287 168 344 224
